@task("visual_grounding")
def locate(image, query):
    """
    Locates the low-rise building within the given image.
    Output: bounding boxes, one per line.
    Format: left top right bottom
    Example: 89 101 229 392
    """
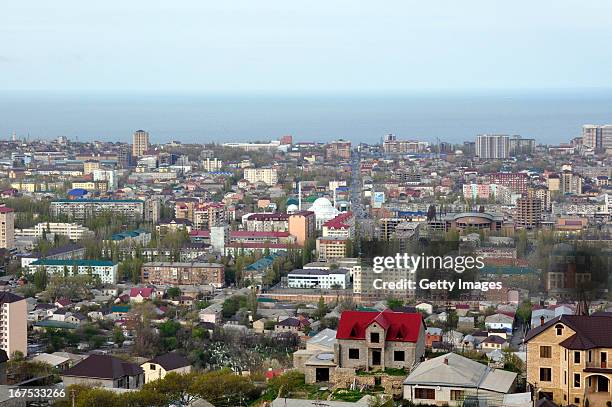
287 268 350 289
403 353 517 405
61 354 144 389
141 352 191 383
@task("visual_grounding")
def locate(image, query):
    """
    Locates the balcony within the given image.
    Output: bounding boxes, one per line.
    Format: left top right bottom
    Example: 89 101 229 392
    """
585 360 611 372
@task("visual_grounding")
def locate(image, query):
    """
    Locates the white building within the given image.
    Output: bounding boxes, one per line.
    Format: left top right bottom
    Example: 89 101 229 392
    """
287 268 350 289
243 167 278 185
93 169 118 190
15 222 95 241
27 259 119 284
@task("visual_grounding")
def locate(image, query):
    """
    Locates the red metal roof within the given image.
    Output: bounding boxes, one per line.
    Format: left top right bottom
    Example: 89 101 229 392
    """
336 310 423 342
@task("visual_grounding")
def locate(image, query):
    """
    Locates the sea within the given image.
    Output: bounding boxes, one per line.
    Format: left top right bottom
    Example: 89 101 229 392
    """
1 89 612 145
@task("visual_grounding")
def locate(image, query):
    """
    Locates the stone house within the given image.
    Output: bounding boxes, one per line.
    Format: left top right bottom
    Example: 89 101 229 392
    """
525 314 612 407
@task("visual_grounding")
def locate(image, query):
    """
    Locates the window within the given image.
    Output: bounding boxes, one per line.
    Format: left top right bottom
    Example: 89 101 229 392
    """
539 368 552 382
348 348 360 359
573 373 580 388
450 390 464 401
574 398 580 404
574 351 581 364
149 364 156 370
394 351 405 362
414 388 435 400
555 324 564 336
564 371 567 385
370 332 380 343
540 346 552 358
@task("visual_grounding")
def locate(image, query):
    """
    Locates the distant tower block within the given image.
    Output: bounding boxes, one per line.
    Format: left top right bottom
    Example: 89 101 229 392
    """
210 225 229 254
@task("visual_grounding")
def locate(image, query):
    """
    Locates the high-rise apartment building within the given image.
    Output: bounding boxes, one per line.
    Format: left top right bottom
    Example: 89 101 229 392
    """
582 124 612 152
475 134 510 159
132 129 150 157
516 197 542 229
0 292 28 358
0 207 15 250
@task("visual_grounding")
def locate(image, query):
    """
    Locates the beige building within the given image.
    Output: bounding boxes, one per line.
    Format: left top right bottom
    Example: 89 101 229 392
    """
141 352 191 383
132 129 150 157
15 222 94 241
83 160 100 174
243 167 278 185
0 207 15 250
525 314 612 407
316 237 348 261
141 262 225 288
0 292 28 358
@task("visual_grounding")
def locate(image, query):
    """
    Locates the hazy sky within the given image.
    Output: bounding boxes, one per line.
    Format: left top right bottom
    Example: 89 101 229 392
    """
2 1 612 92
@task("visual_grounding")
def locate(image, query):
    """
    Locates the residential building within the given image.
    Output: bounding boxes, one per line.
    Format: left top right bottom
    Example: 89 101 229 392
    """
475 134 510 159
20 243 86 268
325 140 351 160
288 210 316 246
50 199 144 221
243 167 278 185
141 352 191 384
141 262 225 288
403 353 517 405
0 292 28 358
525 314 612 406
0 207 15 250
335 310 426 371
132 129 150 157
316 237 349 261
515 197 542 229
15 222 94 241
27 259 119 284
61 354 144 389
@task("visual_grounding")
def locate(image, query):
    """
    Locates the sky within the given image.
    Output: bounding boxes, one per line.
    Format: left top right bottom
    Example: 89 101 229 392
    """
2 1 612 93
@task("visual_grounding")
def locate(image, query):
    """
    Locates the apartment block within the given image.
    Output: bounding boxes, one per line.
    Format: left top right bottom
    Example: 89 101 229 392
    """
243 167 278 185
141 262 225 288
0 292 28 358
50 199 144 222
0 207 15 250
27 259 119 284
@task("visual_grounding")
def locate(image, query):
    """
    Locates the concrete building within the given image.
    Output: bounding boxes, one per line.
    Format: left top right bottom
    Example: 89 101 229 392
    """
15 222 94 241
515 197 542 229
132 129 150 157
28 259 119 284
0 292 28 358
141 262 225 288
50 199 144 221
287 268 350 289
0 207 15 250
288 211 316 246
92 169 118 190
325 140 351 160
475 134 510 159
316 237 349 261
243 167 278 185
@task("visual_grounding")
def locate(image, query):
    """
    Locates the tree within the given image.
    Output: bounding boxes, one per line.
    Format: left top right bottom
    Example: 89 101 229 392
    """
144 372 201 406
112 327 125 347
33 267 48 291
313 295 327 320
247 287 258 318
166 287 181 299
387 297 404 310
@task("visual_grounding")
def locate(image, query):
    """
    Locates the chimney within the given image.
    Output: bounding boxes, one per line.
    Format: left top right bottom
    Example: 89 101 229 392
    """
443 357 448 365
540 316 545 326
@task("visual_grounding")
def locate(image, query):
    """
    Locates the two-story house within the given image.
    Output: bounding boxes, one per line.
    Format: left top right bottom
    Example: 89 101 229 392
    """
335 310 426 372
525 314 612 407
